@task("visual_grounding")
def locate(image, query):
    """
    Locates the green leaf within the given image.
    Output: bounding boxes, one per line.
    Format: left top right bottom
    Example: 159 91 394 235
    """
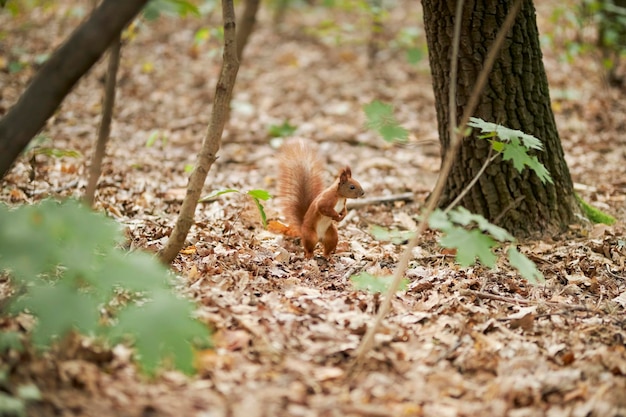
406 47 423 65
251 197 268 227
448 207 514 242
350 272 408 293
199 188 239 202
363 100 408 143
143 0 200 20
440 228 497 267
363 101 393 129
11 280 99 348
146 130 160 147
500 138 553 184
33 148 82 159
91 250 170 296
428 209 454 232
247 189 271 201
369 225 415 245
468 117 543 150
0 331 23 353
379 124 409 143
16 384 41 401
0 392 25 417
268 121 297 138
0 200 121 283
194 27 210 45
526 155 554 184
490 140 505 152
110 290 210 375
507 247 544 284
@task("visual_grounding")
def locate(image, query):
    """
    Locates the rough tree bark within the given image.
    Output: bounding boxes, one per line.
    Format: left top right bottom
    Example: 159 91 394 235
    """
0 0 149 179
422 0 579 236
158 0 240 264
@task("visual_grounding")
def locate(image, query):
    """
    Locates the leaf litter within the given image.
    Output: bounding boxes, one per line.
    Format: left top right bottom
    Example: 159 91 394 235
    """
1 0 626 416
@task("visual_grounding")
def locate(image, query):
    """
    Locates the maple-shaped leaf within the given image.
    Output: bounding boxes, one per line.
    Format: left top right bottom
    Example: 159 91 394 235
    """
428 209 454 232
468 117 543 150
363 100 394 129
351 272 408 293
379 124 409 143
11 281 99 348
507 247 545 284
440 228 497 267
369 225 415 245
91 250 171 297
448 207 514 242
110 290 210 375
363 100 408 143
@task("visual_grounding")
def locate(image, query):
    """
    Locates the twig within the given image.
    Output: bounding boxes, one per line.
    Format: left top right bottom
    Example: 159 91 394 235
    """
444 149 496 213
341 261 369 282
492 194 525 225
347 192 414 209
460 289 593 312
84 33 122 207
349 0 523 374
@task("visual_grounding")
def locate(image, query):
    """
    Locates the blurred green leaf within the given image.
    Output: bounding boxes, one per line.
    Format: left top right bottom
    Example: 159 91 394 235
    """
364 101 408 143
351 272 408 293
440 228 497 268
369 224 414 245
268 121 297 138
110 290 210 375
507 247 544 284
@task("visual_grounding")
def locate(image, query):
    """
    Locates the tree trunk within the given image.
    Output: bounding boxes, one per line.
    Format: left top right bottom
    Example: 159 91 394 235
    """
0 0 149 179
422 0 579 236
158 0 240 264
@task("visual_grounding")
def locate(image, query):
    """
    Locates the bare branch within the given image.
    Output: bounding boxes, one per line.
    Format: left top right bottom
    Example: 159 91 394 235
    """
84 35 122 207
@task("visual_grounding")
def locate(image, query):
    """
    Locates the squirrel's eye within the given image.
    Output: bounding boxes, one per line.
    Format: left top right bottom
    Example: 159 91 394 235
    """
350 185 355 190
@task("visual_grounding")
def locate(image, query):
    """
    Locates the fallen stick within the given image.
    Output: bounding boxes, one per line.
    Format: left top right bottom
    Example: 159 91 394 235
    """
347 192 414 209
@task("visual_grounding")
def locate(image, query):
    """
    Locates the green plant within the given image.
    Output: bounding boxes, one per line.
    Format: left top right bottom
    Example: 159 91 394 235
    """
576 194 617 225
143 0 201 20
363 100 408 143
351 272 409 293
428 207 544 284
268 121 298 138
363 112 550 285
199 188 271 227
24 134 82 159
0 200 210 375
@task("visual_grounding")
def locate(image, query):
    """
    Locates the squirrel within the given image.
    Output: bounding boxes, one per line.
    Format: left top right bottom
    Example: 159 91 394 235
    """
277 139 365 259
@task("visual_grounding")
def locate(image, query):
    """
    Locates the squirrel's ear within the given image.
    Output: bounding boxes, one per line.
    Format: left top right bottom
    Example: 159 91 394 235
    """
339 166 351 182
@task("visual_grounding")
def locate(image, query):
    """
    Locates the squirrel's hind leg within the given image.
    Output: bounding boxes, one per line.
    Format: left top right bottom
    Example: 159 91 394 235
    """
303 231 318 259
321 225 339 257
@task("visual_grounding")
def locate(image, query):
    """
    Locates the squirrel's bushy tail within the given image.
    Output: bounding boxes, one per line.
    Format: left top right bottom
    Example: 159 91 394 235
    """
277 139 324 230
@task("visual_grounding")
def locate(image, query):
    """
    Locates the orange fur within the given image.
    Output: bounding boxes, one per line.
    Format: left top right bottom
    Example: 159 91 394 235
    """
277 139 364 258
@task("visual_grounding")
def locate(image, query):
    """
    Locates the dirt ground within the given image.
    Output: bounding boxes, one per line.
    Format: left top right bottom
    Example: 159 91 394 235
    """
1 1 625 416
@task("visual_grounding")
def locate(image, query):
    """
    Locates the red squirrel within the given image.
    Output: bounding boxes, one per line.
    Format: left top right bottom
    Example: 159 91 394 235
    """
277 139 365 258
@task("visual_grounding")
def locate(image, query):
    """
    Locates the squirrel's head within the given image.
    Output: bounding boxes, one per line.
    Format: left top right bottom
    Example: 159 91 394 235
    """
338 166 365 198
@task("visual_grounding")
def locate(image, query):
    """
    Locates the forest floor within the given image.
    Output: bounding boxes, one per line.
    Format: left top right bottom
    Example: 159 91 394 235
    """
1 1 626 416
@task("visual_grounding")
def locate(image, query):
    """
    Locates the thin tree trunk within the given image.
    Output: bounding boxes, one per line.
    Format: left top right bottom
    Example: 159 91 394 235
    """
158 0 240 264
422 0 579 236
236 0 260 61
84 34 122 207
367 0 384 66
0 0 149 179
